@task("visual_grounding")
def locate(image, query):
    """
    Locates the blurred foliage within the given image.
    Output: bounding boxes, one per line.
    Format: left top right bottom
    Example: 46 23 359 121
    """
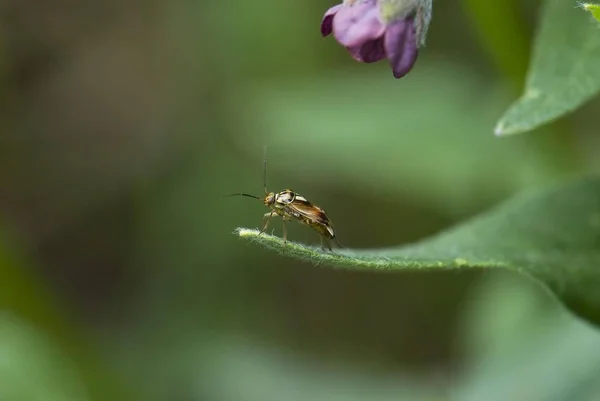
0 227 130 401
581 3 600 22
0 312 89 401
1 0 600 400
461 0 530 89
496 0 600 135
455 272 600 401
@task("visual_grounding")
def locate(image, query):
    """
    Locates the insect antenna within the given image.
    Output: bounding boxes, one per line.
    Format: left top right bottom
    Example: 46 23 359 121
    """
263 145 268 195
225 193 261 200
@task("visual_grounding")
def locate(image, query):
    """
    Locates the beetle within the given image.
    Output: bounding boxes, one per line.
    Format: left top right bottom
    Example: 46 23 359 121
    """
229 148 341 251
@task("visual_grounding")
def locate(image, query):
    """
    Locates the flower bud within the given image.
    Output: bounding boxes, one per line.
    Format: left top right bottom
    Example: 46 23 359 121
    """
321 0 432 78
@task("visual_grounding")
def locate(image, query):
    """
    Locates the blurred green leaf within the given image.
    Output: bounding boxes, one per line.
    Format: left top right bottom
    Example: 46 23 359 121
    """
456 273 600 401
581 3 600 22
189 0 322 79
0 227 131 401
232 64 569 217
459 272 554 364
461 0 529 89
0 313 89 401
495 0 600 135
236 176 600 326
197 336 438 401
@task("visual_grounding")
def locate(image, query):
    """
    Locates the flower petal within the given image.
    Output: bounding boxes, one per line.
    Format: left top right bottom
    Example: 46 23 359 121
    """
384 18 418 78
332 1 385 48
347 38 385 63
321 4 343 37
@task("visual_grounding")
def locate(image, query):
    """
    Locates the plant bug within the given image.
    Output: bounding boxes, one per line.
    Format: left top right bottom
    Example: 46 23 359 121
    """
228 148 342 251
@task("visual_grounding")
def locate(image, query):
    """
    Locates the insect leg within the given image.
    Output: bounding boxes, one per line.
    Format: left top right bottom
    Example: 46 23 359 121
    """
282 219 288 246
260 211 275 235
320 236 333 252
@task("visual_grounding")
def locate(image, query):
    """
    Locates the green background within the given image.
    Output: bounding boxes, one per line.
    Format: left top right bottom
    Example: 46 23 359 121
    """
1 1 600 400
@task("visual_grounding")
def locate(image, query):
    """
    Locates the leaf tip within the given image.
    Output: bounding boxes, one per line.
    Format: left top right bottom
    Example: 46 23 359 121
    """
579 2 600 21
234 226 349 263
579 2 597 11
493 120 519 136
494 122 505 136
494 116 531 136
234 227 259 238
234 226 291 248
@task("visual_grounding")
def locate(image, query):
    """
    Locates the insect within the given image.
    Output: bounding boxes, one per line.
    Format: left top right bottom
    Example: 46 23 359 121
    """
228 148 342 251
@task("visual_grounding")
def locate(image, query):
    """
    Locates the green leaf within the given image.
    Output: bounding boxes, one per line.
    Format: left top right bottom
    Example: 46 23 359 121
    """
456 273 600 401
581 3 600 22
495 0 600 135
235 177 600 326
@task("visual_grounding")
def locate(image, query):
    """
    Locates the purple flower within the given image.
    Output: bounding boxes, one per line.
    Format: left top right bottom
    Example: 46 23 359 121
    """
321 0 432 79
